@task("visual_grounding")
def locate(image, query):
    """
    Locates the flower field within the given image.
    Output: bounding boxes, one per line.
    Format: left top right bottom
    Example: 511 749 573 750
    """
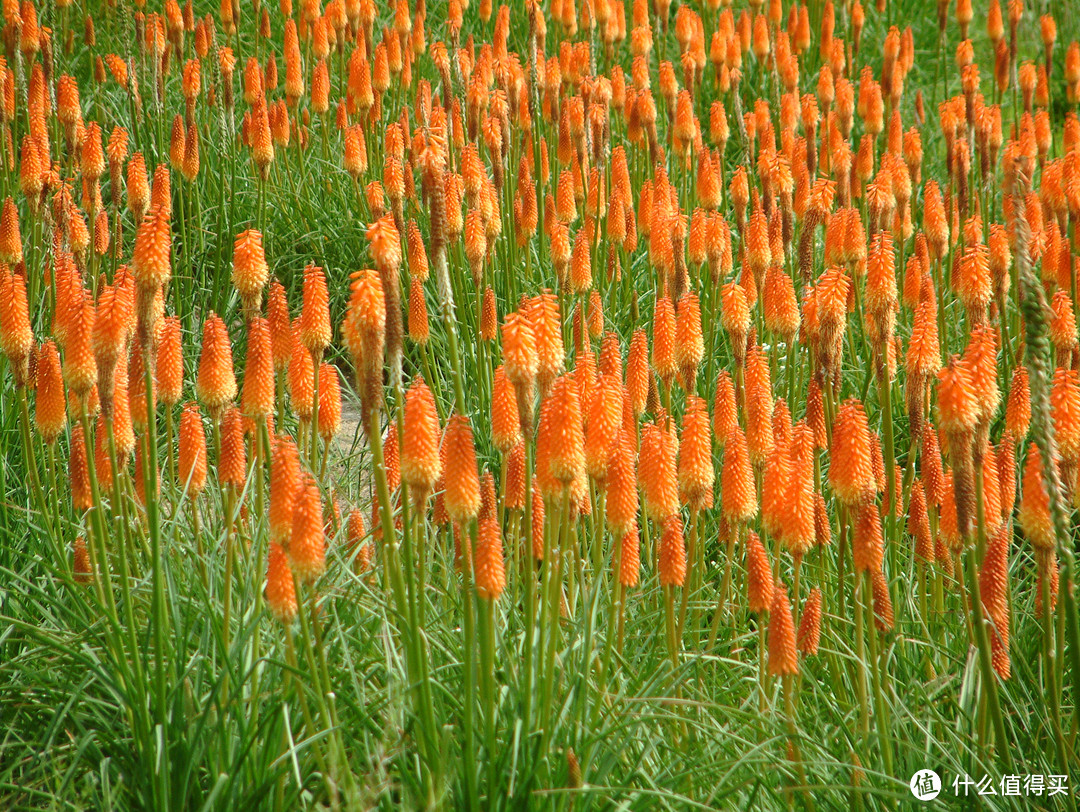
1 0 1079 808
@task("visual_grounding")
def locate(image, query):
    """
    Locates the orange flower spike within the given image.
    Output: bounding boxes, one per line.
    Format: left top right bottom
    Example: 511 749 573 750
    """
299 264 332 357
871 569 895 633
627 328 649 416
954 243 992 321
585 373 623 482
864 231 897 319
404 222 430 282
34 340 66 443
981 550 1011 677
93 210 110 257
124 152 150 223
1018 442 1054 551
658 514 687 587
501 310 538 389
534 393 558 499
905 294 941 381
401 377 442 498
909 477 934 562
341 270 387 420
829 398 874 505
763 266 800 340
480 287 497 342
570 228 592 294
366 214 403 277
721 425 757 524
475 511 506 600
69 423 92 512
761 440 792 540
678 395 713 510
982 444 1003 531
618 524 642 588
796 587 822 655
963 327 1000 424
408 276 430 345
443 414 482 524
178 402 208 496
463 209 487 284
64 294 98 403
720 282 750 364
774 399 794 453
550 223 571 283
744 370 774 466
219 406 247 490
1049 291 1079 358
91 282 130 380
923 181 949 262
56 74 80 133
1005 365 1031 441
232 229 268 316
265 542 298 622
921 425 945 507
530 292 565 390
131 204 172 293
745 205 770 287
290 474 326 583
504 442 526 510
1051 368 1080 465
491 366 522 454
730 166 749 227
0 268 33 381
997 438 1017 520
156 315 183 408
250 100 275 176
688 209 708 266
111 360 136 460
169 115 186 172
370 418 394 496
746 529 774 614
72 536 93 583
651 295 677 388
782 423 816 556
196 313 237 418
0 197 23 264
674 293 704 389
530 488 546 561
712 369 738 449
988 223 1011 294
936 356 978 439
806 378 828 449
545 374 586 485
935 469 962 554
18 136 43 205
267 279 293 373
768 581 798 676
606 432 639 538
639 419 679 521
852 500 884 574
317 363 342 443
599 332 622 380
269 435 301 543
242 317 275 421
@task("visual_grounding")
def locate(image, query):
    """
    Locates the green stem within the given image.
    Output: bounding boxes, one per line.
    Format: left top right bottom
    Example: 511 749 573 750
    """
963 551 1013 771
462 519 480 812
140 338 171 811
479 596 498 807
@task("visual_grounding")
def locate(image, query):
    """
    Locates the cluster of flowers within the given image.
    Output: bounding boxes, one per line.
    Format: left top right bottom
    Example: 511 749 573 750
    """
0 0 1077 717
